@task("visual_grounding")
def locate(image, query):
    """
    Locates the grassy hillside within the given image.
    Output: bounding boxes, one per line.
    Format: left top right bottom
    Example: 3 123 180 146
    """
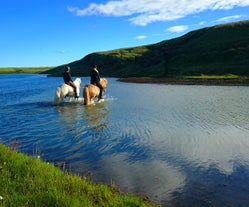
45 20 249 77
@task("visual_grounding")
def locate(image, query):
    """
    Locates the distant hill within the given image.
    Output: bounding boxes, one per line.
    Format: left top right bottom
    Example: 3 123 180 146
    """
44 20 249 77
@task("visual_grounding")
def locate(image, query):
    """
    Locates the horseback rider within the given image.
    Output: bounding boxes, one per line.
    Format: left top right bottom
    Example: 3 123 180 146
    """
63 66 79 98
90 65 103 99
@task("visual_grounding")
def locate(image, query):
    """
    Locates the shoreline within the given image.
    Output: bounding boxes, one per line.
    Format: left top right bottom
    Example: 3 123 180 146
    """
0 144 158 207
118 77 249 86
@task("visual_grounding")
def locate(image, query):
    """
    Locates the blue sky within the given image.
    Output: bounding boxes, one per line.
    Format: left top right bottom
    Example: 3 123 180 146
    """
1 0 249 67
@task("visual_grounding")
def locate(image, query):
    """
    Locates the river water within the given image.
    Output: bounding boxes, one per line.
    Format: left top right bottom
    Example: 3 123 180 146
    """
1 74 249 206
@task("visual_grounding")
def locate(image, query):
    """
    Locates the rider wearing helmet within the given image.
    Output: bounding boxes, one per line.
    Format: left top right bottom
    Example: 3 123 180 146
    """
63 66 78 98
90 65 103 99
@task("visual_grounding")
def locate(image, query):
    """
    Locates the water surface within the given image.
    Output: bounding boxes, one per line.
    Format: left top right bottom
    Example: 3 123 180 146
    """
1 74 249 206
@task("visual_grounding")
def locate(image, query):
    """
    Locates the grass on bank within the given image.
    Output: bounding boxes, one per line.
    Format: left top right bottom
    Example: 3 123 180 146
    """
135 74 249 80
179 74 249 79
0 144 158 207
118 74 249 86
0 67 52 74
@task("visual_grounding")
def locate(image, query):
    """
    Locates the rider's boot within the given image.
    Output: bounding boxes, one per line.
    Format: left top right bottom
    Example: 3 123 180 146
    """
98 89 103 100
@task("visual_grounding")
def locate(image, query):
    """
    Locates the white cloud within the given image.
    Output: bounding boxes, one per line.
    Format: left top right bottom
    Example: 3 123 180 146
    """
136 35 147 40
213 15 245 23
166 25 189 33
68 0 249 26
56 50 67 54
199 21 205 25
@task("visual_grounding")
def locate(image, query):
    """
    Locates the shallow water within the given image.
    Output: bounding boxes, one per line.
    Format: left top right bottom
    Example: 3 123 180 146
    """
1 74 249 206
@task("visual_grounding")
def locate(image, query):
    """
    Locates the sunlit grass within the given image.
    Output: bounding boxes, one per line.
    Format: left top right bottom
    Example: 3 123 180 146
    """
180 74 249 79
0 67 52 74
0 144 159 207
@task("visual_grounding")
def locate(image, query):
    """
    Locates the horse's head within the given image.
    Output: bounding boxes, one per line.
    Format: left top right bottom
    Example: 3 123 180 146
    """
74 78 81 96
100 78 108 92
74 78 81 86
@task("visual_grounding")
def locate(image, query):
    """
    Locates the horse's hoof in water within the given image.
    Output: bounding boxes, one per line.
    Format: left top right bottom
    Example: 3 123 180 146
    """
98 98 104 102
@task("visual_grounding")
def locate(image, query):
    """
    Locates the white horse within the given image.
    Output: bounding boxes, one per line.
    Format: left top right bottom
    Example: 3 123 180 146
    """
54 78 81 103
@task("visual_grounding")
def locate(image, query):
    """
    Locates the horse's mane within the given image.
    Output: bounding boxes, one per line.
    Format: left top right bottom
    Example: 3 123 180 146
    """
100 78 107 86
75 77 81 83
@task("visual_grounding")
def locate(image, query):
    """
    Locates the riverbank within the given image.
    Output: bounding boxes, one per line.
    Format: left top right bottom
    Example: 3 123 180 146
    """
118 75 249 86
0 144 159 207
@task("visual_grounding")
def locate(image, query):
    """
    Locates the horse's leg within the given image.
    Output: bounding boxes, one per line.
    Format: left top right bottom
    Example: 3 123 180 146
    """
56 87 66 103
61 85 71 101
83 86 90 105
96 87 102 102
76 86 80 98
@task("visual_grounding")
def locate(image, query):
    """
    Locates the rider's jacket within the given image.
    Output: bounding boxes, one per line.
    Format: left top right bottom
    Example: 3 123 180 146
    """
63 71 73 83
90 69 100 84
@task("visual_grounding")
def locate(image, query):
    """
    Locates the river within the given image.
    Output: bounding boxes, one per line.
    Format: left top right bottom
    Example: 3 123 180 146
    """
1 74 249 207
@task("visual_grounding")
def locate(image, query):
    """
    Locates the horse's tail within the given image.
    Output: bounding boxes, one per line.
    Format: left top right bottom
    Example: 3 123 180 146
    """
54 87 62 103
83 85 90 105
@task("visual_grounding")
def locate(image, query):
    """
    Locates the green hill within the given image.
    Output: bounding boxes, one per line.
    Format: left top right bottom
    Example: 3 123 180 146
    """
45 20 249 77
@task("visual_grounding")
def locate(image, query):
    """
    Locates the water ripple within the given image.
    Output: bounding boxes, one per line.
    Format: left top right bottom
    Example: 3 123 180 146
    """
1 76 249 206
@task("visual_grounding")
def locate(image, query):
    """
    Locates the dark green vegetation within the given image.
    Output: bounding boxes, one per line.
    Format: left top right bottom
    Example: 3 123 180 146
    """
45 20 249 77
0 67 52 74
0 144 158 207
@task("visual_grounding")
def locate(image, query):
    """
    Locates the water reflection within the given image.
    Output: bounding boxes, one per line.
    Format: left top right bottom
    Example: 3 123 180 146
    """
84 102 110 131
53 101 112 173
55 101 110 131
2 76 249 207
98 153 186 202
169 163 249 207
55 102 84 125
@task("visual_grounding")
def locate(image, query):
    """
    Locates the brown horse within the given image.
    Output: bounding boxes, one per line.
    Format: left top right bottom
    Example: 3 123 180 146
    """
83 78 108 105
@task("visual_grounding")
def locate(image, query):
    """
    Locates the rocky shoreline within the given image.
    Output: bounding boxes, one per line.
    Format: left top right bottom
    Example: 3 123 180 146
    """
118 77 249 86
